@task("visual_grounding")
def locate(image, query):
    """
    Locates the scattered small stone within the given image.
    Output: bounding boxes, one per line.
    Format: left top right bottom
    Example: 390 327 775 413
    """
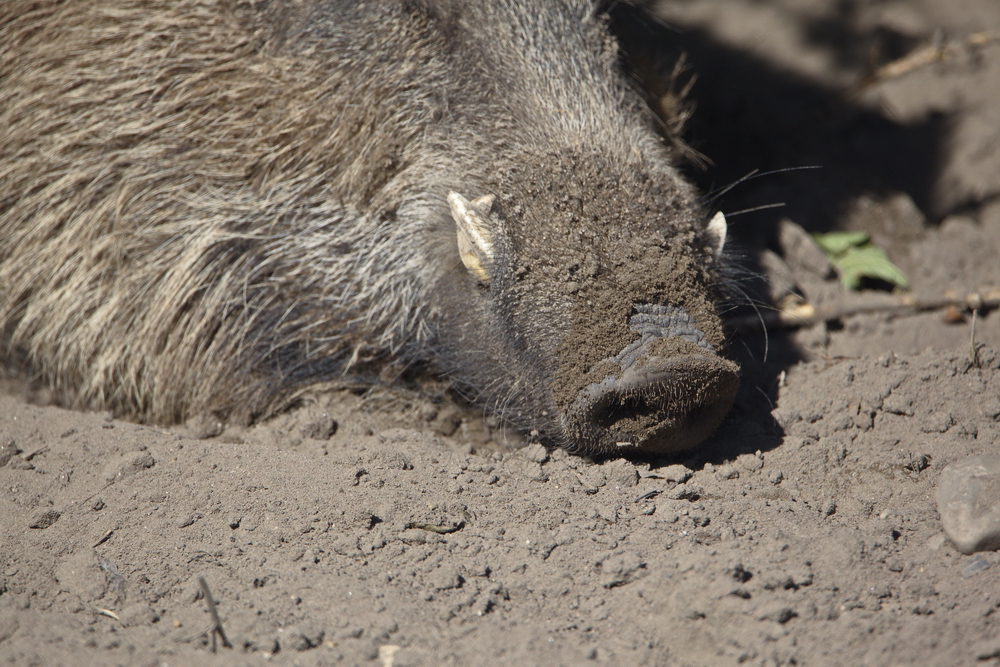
7 456 33 470
577 466 607 490
920 412 954 434
937 454 1000 554
432 566 463 591
280 623 325 651
904 453 931 473
867 584 892 599
665 483 701 501
737 453 764 472
821 500 837 517
716 464 739 481
657 464 693 485
506 458 548 483
769 471 784 485
301 413 338 440
730 563 753 583
961 554 991 578
520 443 549 464
103 451 155 483
29 509 61 529
757 604 797 624
0 437 20 467
597 552 646 588
603 459 639 488
597 505 619 523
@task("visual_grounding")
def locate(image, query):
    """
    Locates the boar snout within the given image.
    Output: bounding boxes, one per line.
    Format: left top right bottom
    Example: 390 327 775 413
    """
568 304 739 455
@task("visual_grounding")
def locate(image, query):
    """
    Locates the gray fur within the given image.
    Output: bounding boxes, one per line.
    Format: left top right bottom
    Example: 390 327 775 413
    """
0 0 737 454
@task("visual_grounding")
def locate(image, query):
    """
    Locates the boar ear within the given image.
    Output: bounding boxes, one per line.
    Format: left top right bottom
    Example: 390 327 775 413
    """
448 191 495 283
707 211 727 259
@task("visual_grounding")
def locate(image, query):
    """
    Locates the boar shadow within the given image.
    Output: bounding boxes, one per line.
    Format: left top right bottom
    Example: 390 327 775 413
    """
609 6 948 465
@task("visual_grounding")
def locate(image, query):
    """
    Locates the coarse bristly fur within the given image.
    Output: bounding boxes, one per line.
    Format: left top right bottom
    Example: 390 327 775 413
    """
0 0 736 454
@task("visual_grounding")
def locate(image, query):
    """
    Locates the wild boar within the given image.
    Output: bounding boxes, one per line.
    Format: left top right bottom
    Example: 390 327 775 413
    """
0 0 738 455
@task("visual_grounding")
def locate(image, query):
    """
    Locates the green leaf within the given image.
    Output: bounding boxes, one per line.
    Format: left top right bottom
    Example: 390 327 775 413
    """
812 231 909 291
812 231 871 256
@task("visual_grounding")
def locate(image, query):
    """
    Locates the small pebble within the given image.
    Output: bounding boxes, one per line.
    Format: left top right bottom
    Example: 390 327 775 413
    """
103 451 155 483
757 604 797 624
602 459 639 488
597 505 619 523
937 454 1000 554
28 509 61 529
961 554 991 578
279 623 325 651
0 438 19 467
716 464 739 480
665 483 701 501
657 464 693 484
301 414 337 440
520 443 549 464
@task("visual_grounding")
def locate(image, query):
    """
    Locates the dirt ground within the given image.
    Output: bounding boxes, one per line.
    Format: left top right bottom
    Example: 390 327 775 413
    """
3 1 1000 665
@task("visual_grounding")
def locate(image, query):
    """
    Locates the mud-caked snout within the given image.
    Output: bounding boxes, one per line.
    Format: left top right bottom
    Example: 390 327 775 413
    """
566 305 739 455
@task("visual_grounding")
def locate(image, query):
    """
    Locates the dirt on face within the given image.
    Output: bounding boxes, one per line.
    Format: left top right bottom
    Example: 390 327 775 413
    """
3 0 1000 666
474 148 736 453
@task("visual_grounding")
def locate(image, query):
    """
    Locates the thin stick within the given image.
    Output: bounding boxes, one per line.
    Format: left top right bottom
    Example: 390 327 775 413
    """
729 289 1000 334
847 30 1000 98
93 529 114 548
198 576 233 651
970 294 982 367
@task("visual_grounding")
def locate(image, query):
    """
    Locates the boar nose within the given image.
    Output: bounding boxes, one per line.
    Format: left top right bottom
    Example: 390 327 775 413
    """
570 305 739 454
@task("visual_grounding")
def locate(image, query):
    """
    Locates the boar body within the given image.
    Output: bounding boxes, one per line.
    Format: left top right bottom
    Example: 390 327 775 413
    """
0 0 738 454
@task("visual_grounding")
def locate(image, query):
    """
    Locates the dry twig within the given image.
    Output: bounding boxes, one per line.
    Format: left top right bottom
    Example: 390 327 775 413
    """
847 29 1000 98
198 576 233 652
730 289 1000 334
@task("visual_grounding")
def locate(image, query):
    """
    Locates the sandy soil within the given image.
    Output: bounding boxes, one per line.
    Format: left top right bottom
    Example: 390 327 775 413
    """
3 1 1000 665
